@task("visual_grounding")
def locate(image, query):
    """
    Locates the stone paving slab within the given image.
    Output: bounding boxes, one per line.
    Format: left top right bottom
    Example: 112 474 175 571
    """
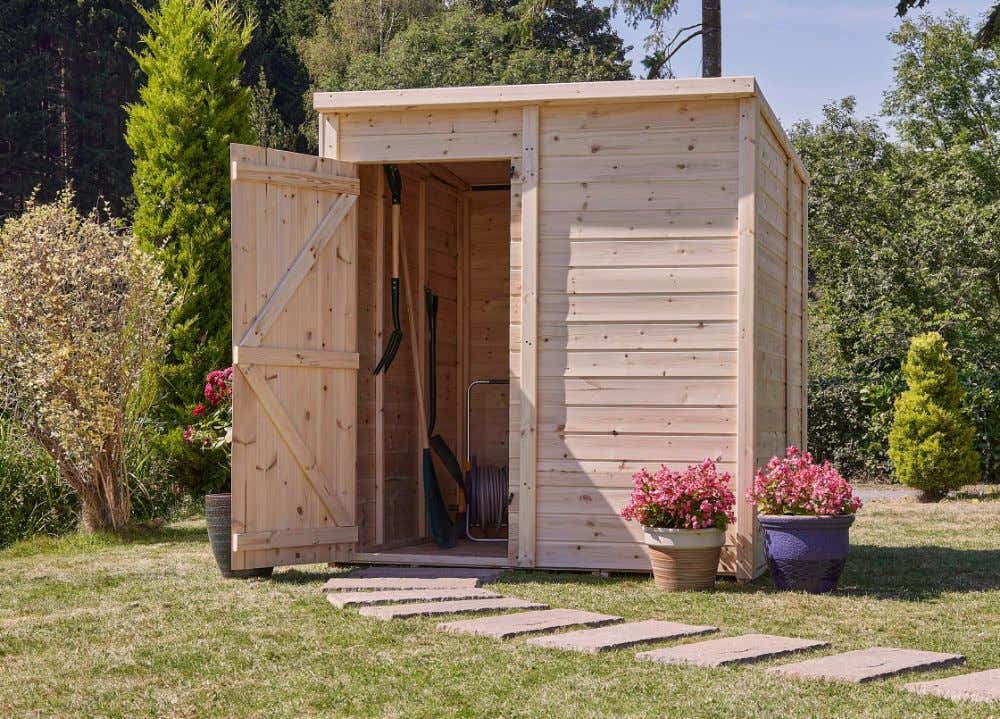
637 634 828 668
322 577 483 592
525 620 718 653
360 597 547 620
905 669 1000 703
347 566 506 582
438 609 622 639
768 647 965 683
326 588 500 608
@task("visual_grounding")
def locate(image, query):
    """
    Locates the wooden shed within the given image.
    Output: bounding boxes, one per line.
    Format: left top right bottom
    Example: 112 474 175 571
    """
228 77 809 581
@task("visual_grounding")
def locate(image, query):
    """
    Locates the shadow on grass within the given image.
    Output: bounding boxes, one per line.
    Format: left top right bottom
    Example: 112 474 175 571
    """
837 544 1000 599
495 545 998 600
269 567 338 585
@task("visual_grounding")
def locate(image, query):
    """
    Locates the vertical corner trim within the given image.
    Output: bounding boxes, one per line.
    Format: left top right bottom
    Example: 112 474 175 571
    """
735 96 758 582
517 105 540 568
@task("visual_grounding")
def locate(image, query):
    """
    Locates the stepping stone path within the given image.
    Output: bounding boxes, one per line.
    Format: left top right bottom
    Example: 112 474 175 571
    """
439 609 621 639
360 597 547 620
905 669 1000 704
770 647 965 683
526 620 717 653
319 566 993 706
637 634 828 668
326 588 500 608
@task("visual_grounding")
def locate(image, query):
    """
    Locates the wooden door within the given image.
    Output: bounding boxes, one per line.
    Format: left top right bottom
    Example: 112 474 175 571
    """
230 144 360 570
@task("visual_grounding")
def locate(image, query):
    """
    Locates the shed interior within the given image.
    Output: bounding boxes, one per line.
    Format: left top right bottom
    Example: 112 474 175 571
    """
354 159 515 565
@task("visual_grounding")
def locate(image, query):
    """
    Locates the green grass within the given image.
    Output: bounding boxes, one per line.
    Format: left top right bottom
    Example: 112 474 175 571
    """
1 500 998 718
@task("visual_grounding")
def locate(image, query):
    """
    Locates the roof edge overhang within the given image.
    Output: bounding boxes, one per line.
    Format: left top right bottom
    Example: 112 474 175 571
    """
314 76 757 113
314 76 808 185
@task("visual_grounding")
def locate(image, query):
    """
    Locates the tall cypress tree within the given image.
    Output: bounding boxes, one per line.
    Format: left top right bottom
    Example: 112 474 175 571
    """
125 0 252 453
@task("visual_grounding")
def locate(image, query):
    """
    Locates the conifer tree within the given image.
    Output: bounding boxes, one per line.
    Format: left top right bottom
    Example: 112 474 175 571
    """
888 333 980 500
125 0 253 476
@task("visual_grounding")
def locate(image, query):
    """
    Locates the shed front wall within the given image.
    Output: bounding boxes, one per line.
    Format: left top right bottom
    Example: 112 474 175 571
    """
323 89 805 576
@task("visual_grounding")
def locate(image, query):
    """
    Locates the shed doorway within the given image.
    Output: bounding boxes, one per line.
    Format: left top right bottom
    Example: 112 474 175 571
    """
353 159 515 567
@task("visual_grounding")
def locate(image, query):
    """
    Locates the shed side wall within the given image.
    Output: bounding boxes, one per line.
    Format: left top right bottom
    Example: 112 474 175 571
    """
753 108 809 574
531 99 742 572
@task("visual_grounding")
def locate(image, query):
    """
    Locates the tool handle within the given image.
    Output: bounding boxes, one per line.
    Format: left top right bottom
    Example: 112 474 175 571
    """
391 204 400 277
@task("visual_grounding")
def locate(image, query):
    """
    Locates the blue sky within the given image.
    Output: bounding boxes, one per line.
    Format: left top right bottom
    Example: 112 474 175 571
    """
609 0 988 128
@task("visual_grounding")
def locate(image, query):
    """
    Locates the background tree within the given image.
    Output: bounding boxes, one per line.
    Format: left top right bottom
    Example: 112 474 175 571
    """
0 191 171 531
0 0 152 218
794 14 999 483
897 0 1000 44
340 3 630 92
125 0 253 491
889 333 980 499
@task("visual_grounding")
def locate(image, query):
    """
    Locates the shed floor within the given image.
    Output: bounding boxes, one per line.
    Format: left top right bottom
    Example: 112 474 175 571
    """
352 538 510 568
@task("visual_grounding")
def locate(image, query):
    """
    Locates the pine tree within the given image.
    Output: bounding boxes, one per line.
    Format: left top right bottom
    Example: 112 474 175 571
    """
125 0 253 479
888 332 980 500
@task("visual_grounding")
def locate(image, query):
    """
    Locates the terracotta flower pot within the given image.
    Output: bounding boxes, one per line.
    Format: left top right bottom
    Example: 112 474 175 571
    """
205 493 272 579
644 526 724 591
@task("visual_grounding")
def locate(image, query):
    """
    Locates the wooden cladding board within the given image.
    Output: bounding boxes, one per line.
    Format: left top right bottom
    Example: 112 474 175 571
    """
230 145 358 570
333 106 522 163
468 190 511 468
748 106 808 575
532 99 742 573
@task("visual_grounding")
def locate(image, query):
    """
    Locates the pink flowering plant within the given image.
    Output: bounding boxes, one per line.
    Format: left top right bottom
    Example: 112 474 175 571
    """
621 459 736 530
749 446 862 516
183 367 233 462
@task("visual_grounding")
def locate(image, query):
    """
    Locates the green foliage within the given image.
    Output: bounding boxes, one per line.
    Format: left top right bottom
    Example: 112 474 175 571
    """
0 0 151 217
889 333 980 497
343 4 630 90
0 421 77 548
249 67 298 149
125 0 252 494
0 191 173 531
793 14 1000 484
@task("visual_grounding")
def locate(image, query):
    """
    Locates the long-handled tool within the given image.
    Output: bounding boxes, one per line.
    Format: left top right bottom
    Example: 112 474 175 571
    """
373 165 403 375
398 212 454 548
425 287 467 501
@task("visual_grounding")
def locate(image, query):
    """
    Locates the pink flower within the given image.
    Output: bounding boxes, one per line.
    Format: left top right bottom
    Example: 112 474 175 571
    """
182 426 194 444
748 446 862 516
192 404 206 417
621 458 735 530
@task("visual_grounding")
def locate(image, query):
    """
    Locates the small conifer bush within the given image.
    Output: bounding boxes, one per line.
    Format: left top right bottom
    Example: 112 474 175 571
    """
888 332 980 500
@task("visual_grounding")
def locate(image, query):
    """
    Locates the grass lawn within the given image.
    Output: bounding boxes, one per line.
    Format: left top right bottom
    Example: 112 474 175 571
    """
1 499 998 718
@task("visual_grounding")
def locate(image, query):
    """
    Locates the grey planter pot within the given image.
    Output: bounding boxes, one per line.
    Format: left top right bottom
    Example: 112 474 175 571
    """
205 493 273 579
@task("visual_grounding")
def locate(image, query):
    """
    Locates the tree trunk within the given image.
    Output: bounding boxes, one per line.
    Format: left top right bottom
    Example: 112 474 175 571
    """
702 0 721 77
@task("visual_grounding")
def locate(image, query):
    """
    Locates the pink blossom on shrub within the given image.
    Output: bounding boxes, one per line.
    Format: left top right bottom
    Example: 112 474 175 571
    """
204 367 233 406
621 458 736 530
192 403 206 417
749 446 863 516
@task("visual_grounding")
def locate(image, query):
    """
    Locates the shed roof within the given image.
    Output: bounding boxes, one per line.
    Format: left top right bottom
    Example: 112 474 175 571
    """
313 77 756 112
313 77 807 183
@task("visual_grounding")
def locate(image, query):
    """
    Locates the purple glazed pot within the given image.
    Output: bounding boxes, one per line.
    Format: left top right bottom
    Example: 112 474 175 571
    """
757 514 855 593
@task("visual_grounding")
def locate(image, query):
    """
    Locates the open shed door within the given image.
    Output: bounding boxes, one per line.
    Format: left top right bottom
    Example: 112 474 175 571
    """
230 144 359 570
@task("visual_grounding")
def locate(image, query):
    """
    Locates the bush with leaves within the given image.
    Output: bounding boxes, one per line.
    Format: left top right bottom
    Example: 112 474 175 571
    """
0 191 173 531
0 421 78 548
125 0 252 455
888 332 980 499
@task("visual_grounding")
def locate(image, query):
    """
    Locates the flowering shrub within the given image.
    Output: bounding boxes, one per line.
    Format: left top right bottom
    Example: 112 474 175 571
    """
183 367 233 468
621 459 735 530
0 191 172 531
749 446 863 516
